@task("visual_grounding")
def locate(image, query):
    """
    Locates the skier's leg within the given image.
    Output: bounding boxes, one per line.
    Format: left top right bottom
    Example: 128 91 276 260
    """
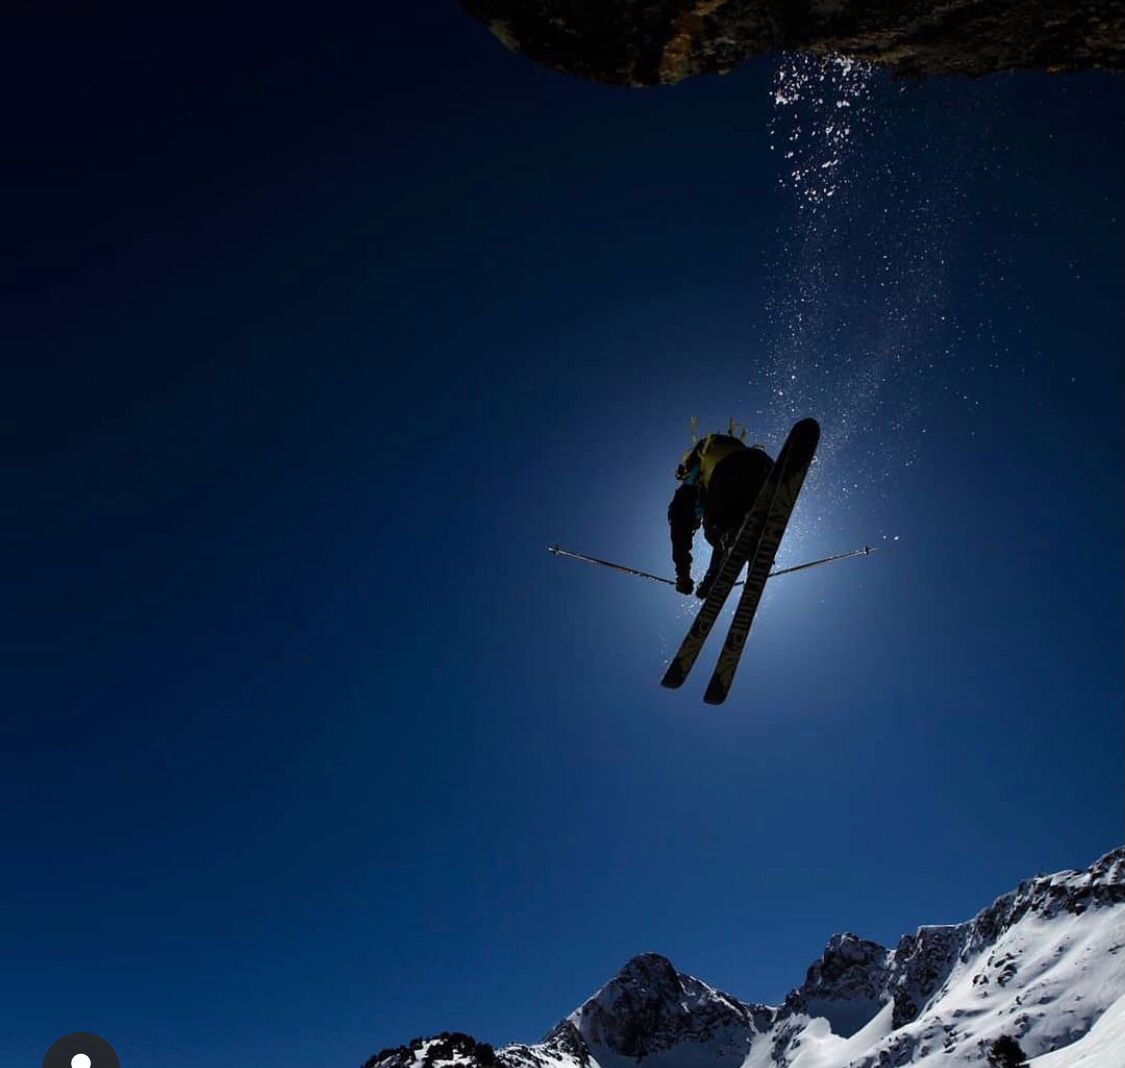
697 451 774 598
696 540 725 600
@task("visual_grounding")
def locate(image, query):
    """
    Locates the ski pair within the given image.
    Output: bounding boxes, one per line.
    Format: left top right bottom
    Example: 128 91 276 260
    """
661 417 820 704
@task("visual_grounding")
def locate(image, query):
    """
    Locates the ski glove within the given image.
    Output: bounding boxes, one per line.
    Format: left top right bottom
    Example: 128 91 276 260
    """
675 575 694 596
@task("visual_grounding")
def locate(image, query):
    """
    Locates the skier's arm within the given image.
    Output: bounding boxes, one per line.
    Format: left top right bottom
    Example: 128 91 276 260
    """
668 484 700 588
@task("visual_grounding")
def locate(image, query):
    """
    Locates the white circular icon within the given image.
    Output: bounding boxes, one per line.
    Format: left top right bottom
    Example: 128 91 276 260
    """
72 1056 92 1068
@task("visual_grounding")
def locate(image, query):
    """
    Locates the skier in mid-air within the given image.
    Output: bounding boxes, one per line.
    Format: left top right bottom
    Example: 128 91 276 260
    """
668 428 774 599
550 417 825 702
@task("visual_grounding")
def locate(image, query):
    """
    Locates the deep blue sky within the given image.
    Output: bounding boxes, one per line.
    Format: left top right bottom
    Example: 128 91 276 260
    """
3 6 1121 1068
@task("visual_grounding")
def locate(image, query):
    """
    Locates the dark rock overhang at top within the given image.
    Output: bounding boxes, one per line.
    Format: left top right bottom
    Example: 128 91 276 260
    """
462 0 1125 86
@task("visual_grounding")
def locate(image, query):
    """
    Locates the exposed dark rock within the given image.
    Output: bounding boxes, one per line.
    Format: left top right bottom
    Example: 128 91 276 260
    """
888 924 962 1029
792 933 890 1004
964 845 1125 962
364 1032 500 1068
462 0 1125 86
501 1020 596 1068
782 932 890 1037
571 952 770 1064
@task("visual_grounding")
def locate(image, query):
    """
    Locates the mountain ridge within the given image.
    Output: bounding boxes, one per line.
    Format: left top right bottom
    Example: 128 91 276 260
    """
363 847 1125 1068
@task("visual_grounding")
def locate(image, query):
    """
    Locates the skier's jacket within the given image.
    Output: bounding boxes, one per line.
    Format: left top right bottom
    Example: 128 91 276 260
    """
668 434 773 582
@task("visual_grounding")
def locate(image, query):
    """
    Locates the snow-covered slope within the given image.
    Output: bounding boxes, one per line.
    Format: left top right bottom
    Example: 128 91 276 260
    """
362 847 1125 1068
1029 989 1125 1067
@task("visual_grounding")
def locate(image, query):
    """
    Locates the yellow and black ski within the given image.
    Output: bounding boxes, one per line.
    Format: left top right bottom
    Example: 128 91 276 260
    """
702 418 819 704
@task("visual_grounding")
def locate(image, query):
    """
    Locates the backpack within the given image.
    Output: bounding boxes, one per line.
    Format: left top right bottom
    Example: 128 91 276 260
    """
679 433 747 491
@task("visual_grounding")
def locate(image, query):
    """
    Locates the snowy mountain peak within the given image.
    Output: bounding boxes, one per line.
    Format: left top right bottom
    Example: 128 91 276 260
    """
602 953 684 999
796 932 889 999
1088 844 1125 883
568 954 768 1067
784 933 890 1038
363 1032 502 1068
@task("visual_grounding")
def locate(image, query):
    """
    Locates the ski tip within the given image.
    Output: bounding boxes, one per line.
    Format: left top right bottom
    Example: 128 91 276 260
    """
547 544 559 554
703 667 734 704
661 666 686 689
794 416 821 440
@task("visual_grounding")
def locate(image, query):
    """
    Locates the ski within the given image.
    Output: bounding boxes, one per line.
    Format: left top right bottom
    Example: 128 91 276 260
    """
660 419 810 690
702 418 820 705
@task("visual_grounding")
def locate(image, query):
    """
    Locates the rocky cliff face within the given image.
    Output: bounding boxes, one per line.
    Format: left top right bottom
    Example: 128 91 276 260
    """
361 846 1125 1068
782 933 890 1038
566 952 773 1068
462 0 1125 86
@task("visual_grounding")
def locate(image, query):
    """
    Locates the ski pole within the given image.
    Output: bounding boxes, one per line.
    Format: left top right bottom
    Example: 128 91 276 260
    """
767 544 875 578
547 544 875 587
546 545 676 586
